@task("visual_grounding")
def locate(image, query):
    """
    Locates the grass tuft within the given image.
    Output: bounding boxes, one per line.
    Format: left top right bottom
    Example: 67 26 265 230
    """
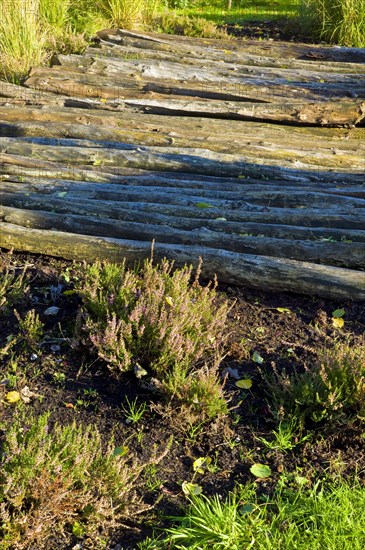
153 478 365 549
299 0 365 47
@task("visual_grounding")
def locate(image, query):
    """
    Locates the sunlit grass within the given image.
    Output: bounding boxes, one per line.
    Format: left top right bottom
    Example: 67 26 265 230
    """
175 0 300 24
300 0 365 47
146 478 365 549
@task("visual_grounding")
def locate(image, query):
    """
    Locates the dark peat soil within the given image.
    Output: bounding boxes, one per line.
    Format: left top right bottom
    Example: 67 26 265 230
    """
0 251 364 549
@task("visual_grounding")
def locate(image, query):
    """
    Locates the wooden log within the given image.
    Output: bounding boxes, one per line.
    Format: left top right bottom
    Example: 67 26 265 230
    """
0 103 363 154
0 205 363 268
1 119 363 172
119 98 365 127
0 221 364 301
86 44 365 87
85 39 364 74
1 178 363 210
2 170 364 198
1 138 363 182
104 28 365 64
1 195 363 242
25 63 365 105
1 191 363 230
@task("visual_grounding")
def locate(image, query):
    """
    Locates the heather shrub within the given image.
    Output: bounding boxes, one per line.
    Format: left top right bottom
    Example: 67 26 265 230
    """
264 342 365 424
76 258 230 419
0 255 29 313
0 413 170 548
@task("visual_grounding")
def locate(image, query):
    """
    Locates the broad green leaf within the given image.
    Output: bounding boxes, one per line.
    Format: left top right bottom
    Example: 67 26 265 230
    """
276 307 291 313
195 202 213 208
332 317 344 328
332 308 345 318
113 446 129 457
252 351 264 364
193 457 211 474
182 481 202 496
250 463 272 479
236 379 253 390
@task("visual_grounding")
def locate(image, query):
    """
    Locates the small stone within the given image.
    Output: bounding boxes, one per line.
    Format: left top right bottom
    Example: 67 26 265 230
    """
50 344 61 352
44 306 60 316
30 353 38 361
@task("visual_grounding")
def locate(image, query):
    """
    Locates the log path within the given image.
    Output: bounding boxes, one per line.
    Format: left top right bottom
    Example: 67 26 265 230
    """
0 29 364 300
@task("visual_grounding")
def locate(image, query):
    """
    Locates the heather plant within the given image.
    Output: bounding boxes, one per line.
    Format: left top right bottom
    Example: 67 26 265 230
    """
76 258 230 419
14 309 44 349
0 257 29 313
0 413 170 549
264 342 365 425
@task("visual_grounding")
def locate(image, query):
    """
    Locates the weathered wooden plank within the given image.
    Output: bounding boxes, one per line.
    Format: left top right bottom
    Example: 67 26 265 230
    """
0 222 364 301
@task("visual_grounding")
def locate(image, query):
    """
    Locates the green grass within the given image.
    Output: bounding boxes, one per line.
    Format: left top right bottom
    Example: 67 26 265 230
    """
300 0 365 47
145 478 365 549
175 0 300 25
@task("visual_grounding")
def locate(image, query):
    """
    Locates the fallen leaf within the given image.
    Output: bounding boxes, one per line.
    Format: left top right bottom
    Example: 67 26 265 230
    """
250 463 272 479
65 402 75 408
182 481 202 496
165 296 174 307
332 317 344 328
236 379 253 390
5 391 21 403
276 307 291 313
20 386 41 403
332 308 345 318
113 446 129 457
239 503 255 514
193 457 211 474
252 351 264 364
195 202 213 209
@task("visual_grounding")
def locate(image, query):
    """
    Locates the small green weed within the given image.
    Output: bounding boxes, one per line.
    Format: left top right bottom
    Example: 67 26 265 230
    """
257 419 311 452
122 396 147 424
